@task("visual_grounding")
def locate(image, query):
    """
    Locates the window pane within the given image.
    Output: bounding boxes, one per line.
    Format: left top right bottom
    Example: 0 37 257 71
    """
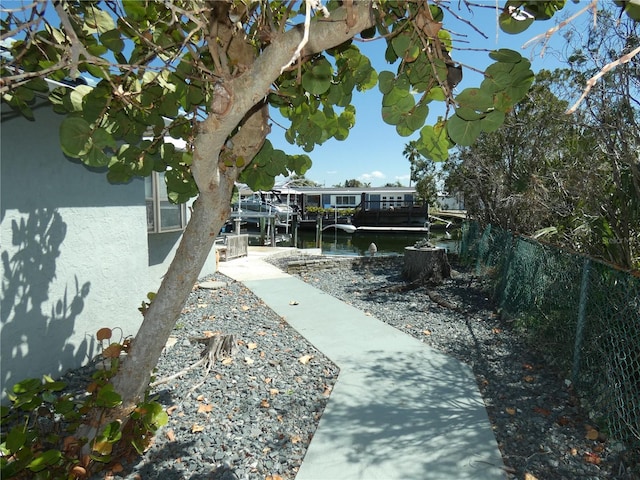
145 176 155 231
146 200 155 232
159 200 183 230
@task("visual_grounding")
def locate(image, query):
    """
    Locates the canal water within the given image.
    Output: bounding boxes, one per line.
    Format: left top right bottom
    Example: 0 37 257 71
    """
248 228 461 257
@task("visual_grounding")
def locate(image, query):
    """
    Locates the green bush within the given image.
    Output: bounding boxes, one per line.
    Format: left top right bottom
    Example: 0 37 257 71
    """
0 329 167 479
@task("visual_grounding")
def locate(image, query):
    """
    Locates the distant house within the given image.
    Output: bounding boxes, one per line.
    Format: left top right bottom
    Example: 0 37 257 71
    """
0 82 217 400
238 185 421 213
236 185 429 229
437 191 465 211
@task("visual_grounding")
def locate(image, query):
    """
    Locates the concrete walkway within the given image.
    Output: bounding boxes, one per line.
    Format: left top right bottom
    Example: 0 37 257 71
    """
218 248 505 480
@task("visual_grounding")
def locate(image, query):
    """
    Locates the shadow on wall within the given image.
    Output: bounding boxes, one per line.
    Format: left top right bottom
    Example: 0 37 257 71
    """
1 208 93 397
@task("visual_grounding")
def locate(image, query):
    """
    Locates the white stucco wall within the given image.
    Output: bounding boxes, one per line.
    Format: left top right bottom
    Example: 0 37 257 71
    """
1 102 152 397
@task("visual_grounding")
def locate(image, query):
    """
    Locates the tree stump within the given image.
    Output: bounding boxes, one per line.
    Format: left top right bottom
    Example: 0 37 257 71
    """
402 247 451 284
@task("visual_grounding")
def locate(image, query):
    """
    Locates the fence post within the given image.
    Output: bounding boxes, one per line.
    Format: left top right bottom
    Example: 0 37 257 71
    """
496 234 516 310
572 258 591 384
476 224 492 274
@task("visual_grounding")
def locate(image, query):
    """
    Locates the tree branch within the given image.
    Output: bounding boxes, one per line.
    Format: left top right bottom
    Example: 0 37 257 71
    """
566 44 640 114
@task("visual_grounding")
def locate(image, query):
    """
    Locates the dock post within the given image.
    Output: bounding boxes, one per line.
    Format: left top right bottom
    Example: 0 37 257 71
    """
259 217 266 246
315 215 323 248
292 212 298 247
270 216 276 247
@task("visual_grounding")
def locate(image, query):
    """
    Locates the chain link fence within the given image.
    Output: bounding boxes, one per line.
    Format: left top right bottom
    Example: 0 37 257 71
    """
459 222 640 447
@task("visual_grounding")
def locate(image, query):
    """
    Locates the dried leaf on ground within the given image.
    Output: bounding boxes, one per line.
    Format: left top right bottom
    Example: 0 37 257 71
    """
166 405 178 416
165 429 176 442
247 342 258 350
197 403 213 413
298 354 314 364
191 424 205 433
584 452 602 464
585 428 600 441
533 407 551 417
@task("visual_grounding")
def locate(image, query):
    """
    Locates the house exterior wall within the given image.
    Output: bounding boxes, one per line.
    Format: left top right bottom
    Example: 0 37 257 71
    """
437 192 465 210
0 102 215 399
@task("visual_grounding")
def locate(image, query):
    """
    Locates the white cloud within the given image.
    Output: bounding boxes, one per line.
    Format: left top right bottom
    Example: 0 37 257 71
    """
360 170 386 181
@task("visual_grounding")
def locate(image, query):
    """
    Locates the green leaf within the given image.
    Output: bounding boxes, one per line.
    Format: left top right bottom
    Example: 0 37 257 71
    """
447 114 482 146
395 122 414 137
100 29 124 53
391 34 410 59
405 104 429 131
101 421 122 442
6 426 27 452
492 91 514 112
381 105 402 126
288 154 312 175
456 88 494 111
60 117 92 158
25 77 49 93
27 449 62 472
482 70 513 94
382 87 413 108
302 59 333 95
489 49 524 63
12 378 41 394
93 127 116 150
95 385 122 408
83 145 111 168
426 87 446 102
480 109 506 133
418 123 450 162
83 6 115 33
455 106 483 121
499 9 534 34
378 71 396 94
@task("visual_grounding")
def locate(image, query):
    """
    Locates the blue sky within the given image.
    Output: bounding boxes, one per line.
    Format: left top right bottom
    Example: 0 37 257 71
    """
269 1 589 187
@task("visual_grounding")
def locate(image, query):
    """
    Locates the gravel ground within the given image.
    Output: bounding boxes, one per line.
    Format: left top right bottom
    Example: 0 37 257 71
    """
105 275 339 480
57 252 637 479
266 253 639 480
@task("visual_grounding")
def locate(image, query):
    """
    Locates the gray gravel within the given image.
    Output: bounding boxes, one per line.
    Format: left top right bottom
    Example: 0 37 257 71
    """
267 254 639 480
64 253 638 479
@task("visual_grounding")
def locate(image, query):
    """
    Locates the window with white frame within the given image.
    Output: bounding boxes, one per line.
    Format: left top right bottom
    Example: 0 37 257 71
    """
145 172 187 233
335 195 356 206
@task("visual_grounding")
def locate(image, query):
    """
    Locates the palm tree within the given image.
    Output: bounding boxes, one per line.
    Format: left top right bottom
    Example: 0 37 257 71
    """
403 141 420 187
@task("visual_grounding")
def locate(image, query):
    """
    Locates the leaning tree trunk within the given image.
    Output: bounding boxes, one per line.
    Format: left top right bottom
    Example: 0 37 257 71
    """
402 246 451 284
80 1 377 448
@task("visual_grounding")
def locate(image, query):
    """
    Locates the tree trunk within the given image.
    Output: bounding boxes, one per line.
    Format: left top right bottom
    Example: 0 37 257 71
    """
79 1 378 447
402 247 451 284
